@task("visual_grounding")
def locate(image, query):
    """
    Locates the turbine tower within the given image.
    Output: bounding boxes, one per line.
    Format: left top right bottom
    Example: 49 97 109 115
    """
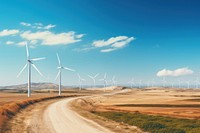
17 42 45 97
151 78 155 87
77 73 85 90
55 54 75 96
88 73 99 88
100 73 108 91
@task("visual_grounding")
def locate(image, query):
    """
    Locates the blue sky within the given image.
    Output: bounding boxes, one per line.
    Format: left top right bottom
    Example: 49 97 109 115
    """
0 0 200 86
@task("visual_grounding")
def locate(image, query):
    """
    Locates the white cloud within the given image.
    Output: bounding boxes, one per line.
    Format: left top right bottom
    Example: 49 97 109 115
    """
34 23 43 26
92 36 135 52
157 67 194 77
6 41 14 45
20 22 31 27
30 40 38 45
0 29 19 36
76 34 85 39
20 22 56 30
43 24 56 30
101 48 116 53
20 31 83 45
17 41 26 46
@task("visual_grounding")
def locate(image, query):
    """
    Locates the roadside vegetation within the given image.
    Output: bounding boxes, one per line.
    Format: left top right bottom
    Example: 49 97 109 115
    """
93 111 200 133
0 95 77 132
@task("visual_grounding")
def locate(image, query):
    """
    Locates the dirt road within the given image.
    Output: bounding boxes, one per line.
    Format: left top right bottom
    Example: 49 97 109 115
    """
6 97 112 133
44 97 112 133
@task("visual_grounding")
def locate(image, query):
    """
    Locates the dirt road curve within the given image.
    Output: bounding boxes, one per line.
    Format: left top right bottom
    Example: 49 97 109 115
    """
44 97 112 133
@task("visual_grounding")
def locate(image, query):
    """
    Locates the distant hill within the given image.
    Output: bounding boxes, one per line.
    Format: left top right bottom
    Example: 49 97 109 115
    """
0 83 59 90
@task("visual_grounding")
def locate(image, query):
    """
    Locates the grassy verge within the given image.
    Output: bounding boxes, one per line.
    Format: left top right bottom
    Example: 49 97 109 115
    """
0 95 78 132
93 111 200 133
115 104 200 108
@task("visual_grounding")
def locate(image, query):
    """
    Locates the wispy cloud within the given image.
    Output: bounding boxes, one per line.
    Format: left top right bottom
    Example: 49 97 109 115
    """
157 67 194 77
100 48 116 53
20 22 56 30
17 41 26 46
92 36 135 52
20 22 31 27
73 46 96 52
6 41 15 45
43 24 56 30
20 31 84 45
0 29 19 36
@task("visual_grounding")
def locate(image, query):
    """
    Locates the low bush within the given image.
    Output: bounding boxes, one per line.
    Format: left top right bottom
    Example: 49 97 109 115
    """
93 111 200 133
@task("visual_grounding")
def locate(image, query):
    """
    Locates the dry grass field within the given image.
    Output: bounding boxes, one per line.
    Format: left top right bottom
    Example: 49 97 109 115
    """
73 87 200 133
86 88 200 119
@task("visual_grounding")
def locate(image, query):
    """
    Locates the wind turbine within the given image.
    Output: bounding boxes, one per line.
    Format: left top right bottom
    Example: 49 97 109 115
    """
77 73 85 90
100 73 108 91
55 54 75 96
146 80 150 88
151 78 155 87
161 77 167 87
178 80 181 88
171 82 174 88
194 77 199 89
139 80 142 88
186 80 190 89
112 76 118 86
88 73 99 88
17 42 45 97
128 78 135 88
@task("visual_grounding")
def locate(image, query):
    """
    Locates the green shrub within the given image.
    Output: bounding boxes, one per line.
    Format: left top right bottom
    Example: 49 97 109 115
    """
159 127 185 133
93 111 200 133
141 122 165 132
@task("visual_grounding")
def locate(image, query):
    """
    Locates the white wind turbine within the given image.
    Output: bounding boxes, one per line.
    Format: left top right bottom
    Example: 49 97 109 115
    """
77 73 85 90
112 76 118 86
100 73 108 91
17 42 45 97
194 77 199 89
186 80 190 89
161 77 167 87
146 80 150 88
178 80 181 88
128 78 135 88
171 82 174 88
139 80 142 88
88 73 99 88
55 54 75 96
151 78 155 87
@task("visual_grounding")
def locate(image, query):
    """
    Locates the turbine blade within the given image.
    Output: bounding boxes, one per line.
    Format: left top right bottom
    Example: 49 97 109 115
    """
32 64 43 77
26 42 29 59
55 71 60 80
31 57 46 61
17 64 27 78
88 75 93 79
63 67 75 71
57 53 61 66
94 73 99 78
104 73 107 79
